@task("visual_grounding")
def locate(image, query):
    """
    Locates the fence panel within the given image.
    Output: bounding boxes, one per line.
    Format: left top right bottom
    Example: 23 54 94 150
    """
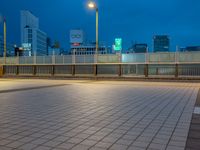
159 53 175 62
149 53 160 62
4 66 17 75
97 65 119 76
63 55 72 64
98 55 119 63
55 56 64 64
122 54 146 63
179 52 200 62
75 55 85 64
85 55 95 63
19 57 34 64
54 65 72 75
75 65 94 75
5 57 18 64
36 66 52 76
18 66 33 75
179 64 200 76
148 65 176 76
122 64 145 76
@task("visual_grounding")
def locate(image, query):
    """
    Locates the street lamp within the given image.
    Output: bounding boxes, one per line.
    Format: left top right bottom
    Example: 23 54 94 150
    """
3 18 6 64
87 1 98 56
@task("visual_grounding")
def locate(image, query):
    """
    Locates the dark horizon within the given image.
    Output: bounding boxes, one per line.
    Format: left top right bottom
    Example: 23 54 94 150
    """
0 0 200 52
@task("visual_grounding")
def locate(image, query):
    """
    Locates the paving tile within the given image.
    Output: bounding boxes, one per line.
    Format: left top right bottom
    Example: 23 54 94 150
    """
116 139 133 146
18 143 38 150
71 144 91 150
67 137 84 144
148 143 166 150
34 145 52 150
0 146 13 150
0 80 198 150
95 141 113 149
0 139 13 146
166 145 185 150
127 145 146 150
89 146 105 150
80 139 98 146
57 142 75 149
6 141 24 148
109 143 128 150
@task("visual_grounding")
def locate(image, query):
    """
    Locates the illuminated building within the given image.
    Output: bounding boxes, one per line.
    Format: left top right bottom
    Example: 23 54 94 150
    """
21 10 47 56
153 35 170 52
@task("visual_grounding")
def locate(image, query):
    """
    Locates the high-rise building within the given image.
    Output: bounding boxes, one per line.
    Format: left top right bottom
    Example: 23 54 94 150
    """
180 46 200 52
21 10 47 56
153 35 170 52
134 44 148 53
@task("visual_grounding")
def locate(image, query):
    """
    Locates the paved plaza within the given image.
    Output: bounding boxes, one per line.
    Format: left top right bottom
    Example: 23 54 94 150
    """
0 79 199 150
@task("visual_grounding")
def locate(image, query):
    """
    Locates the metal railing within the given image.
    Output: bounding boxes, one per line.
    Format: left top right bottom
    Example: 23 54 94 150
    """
1 52 200 78
1 52 200 65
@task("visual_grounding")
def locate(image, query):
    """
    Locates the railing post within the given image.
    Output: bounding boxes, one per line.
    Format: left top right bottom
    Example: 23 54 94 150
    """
34 53 36 65
175 52 179 63
145 53 149 63
118 64 122 77
33 65 36 76
0 65 3 77
16 65 19 75
94 64 97 76
52 51 55 65
145 64 149 77
52 65 55 76
175 64 179 78
118 53 122 63
3 66 6 75
72 65 75 76
16 53 19 64
72 54 76 64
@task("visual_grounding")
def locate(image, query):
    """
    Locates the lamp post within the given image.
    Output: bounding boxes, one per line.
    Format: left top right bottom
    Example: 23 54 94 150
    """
88 1 98 56
3 18 6 64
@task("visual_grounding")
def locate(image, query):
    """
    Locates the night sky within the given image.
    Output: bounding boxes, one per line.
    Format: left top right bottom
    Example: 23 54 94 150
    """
0 0 200 52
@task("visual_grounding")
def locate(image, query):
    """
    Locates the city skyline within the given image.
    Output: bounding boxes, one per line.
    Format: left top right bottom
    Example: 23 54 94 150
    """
0 0 200 52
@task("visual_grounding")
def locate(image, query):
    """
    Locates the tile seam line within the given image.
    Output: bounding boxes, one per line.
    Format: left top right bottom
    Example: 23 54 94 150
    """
0 84 69 94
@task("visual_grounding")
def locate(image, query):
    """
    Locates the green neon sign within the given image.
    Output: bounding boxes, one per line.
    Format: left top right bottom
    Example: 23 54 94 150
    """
114 38 122 51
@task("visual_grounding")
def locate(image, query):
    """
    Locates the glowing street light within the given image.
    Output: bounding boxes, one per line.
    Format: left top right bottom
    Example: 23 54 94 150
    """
88 1 96 9
87 1 98 57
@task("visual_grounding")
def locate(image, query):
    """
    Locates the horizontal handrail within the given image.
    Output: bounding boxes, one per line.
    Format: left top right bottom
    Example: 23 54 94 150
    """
0 52 200 65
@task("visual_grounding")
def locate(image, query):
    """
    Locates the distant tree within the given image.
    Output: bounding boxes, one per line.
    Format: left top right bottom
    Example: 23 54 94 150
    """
53 41 60 49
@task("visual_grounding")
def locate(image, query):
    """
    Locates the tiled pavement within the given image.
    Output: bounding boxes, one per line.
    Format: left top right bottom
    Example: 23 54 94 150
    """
0 79 199 150
185 89 200 150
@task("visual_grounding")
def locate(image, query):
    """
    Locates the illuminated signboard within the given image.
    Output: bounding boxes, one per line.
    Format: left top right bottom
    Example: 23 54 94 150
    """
22 43 31 51
73 43 80 46
70 30 84 44
114 38 122 51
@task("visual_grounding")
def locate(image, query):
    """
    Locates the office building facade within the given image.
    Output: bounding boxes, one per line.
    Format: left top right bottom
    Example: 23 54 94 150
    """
21 10 47 56
180 46 200 52
134 44 148 53
153 35 170 52
70 29 111 55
